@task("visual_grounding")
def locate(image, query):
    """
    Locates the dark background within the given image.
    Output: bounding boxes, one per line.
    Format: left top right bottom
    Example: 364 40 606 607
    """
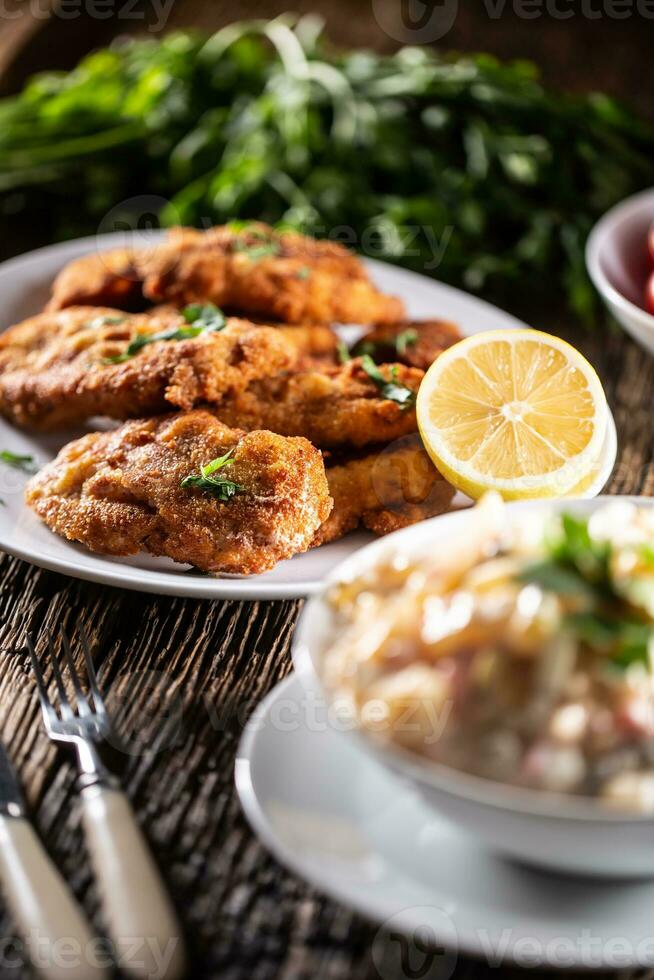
1 0 653 115
1 0 652 269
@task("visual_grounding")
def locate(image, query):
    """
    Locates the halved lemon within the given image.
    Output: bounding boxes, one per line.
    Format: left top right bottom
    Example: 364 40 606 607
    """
416 329 608 500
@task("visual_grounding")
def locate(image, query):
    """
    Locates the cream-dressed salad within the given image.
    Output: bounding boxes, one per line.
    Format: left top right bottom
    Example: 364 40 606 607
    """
324 496 654 812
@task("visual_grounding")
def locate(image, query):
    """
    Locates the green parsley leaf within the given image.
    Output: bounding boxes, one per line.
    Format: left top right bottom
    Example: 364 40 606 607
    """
104 306 226 363
638 544 654 567
566 612 653 669
296 266 311 280
360 355 415 408
351 339 376 359
518 513 654 671
337 340 351 364
104 352 138 365
565 611 619 649
232 241 281 261
226 219 255 232
83 315 127 329
612 622 653 669
517 559 595 598
181 303 226 330
551 512 610 584
200 448 236 477
180 474 244 501
395 328 419 357
351 330 418 363
180 449 245 501
0 451 37 474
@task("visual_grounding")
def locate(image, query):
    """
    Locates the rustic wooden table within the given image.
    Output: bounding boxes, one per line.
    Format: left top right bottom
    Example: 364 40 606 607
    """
0 4 652 980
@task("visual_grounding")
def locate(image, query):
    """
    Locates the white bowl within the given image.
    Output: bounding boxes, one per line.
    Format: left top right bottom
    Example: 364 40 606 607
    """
586 188 654 352
292 496 654 880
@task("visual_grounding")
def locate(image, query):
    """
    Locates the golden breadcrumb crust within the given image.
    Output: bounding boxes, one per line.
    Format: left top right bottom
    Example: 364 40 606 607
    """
0 306 295 429
354 319 462 370
313 435 455 545
47 223 405 325
214 359 423 449
25 411 332 575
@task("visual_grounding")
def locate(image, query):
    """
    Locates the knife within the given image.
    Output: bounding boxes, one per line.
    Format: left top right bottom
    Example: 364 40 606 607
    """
0 742 108 980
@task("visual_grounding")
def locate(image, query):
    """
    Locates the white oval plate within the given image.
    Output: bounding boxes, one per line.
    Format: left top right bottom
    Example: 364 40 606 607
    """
0 232 617 600
236 673 654 970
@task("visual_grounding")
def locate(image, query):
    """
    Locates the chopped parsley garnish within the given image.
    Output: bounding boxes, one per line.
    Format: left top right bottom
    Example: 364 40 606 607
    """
360 355 415 408
296 266 311 280
84 314 127 329
353 328 419 362
105 304 226 363
337 340 351 364
232 240 281 261
226 219 255 232
180 449 245 501
639 544 654 567
551 513 611 583
518 512 654 669
517 560 595 599
395 328 419 357
352 339 375 358
0 451 36 474
181 303 226 330
519 513 611 600
565 613 652 670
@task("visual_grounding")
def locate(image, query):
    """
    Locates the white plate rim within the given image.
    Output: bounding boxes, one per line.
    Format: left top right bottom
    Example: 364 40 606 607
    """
0 233 618 600
236 673 654 970
586 186 654 336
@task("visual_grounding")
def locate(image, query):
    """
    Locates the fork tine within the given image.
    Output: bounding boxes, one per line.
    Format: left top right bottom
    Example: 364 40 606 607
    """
47 633 75 723
25 636 58 729
80 628 108 720
60 629 92 718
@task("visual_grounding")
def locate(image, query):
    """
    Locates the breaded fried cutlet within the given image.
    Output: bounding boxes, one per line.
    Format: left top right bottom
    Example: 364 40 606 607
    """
47 223 405 326
313 435 455 546
214 359 423 449
146 309 340 369
0 306 295 430
157 307 341 367
25 411 332 575
352 319 461 370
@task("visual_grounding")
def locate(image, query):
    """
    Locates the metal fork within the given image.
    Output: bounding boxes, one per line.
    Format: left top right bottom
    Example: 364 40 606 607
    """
27 631 187 980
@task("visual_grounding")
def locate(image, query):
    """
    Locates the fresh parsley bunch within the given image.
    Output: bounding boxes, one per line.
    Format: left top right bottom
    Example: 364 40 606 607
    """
1 16 653 320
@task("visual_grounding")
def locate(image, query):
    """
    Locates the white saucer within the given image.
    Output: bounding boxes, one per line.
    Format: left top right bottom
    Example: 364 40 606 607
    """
236 674 654 971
